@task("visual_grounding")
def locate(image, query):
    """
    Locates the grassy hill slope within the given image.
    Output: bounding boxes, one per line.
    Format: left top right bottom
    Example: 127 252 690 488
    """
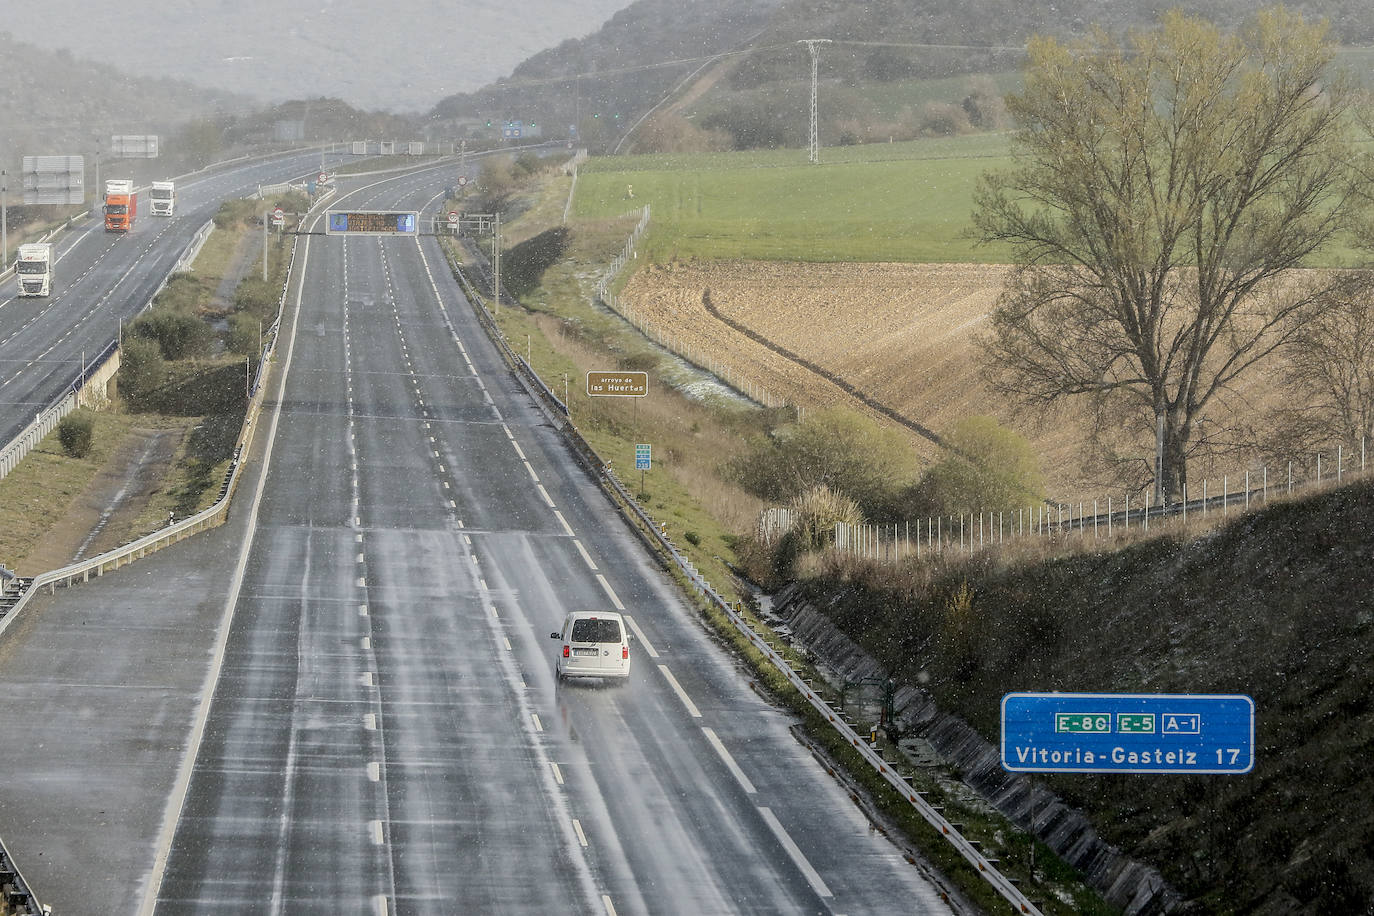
792 481 1374 912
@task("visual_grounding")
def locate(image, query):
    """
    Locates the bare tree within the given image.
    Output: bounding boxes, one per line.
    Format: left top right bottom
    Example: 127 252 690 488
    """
973 8 1369 503
1282 272 1374 450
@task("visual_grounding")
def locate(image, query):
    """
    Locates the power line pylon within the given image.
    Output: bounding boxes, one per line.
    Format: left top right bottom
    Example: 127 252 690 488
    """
799 39 832 164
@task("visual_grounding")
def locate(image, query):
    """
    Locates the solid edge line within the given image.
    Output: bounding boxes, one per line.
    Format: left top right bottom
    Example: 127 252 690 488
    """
622 614 659 659
657 664 702 718
702 727 757 794
757 806 833 898
136 224 316 916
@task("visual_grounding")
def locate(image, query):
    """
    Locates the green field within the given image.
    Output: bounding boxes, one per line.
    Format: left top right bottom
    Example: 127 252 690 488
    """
573 133 1015 263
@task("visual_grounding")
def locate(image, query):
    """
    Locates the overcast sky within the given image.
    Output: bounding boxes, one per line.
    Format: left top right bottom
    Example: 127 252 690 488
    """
6 0 634 112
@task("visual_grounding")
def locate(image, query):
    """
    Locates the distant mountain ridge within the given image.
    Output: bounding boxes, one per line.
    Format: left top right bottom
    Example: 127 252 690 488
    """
2 0 635 111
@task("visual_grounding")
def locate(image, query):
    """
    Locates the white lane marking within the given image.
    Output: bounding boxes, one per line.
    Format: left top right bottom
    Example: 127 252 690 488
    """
359 604 369 617
595 575 625 611
479 579 489 591
658 665 702 718
449 500 457 509
361 672 374 687
536 484 555 507
572 819 589 847
357 577 367 587
364 713 376 731
512 440 527 460
702 728 757 794
602 897 618 916
623 615 659 659
573 540 598 570
757 807 832 898
524 462 540 483
463 535 472 545
361 637 371 650
355 533 363 543
135 222 317 916
531 714 544 732
356 553 365 563
367 762 380 782
554 510 575 536
551 762 564 785
370 820 385 846
503 637 512 651
438 464 446 473
373 895 389 916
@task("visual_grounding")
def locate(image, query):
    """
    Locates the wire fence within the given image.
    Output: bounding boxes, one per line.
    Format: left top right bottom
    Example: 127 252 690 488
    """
762 442 1372 563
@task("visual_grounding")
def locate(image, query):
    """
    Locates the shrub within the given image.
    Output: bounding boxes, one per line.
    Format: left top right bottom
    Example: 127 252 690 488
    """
788 484 864 549
905 415 1044 515
57 410 96 459
730 408 920 520
233 276 279 321
130 311 212 360
226 313 263 356
118 337 165 409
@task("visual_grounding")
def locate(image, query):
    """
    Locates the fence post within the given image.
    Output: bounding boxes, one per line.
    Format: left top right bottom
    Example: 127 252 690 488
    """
1203 479 1208 517
1145 490 1150 531
1182 484 1188 523
1338 445 1343 484
1245 470 1249 510
1263 466 1267 502
1223 475 1228 515
1317 453 1322 484
1125 494 1130 530
1107 497 1112 537
1289 461 1293 495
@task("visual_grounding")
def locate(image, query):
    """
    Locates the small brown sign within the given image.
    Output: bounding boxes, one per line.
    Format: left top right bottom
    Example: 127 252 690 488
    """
586 371 648 397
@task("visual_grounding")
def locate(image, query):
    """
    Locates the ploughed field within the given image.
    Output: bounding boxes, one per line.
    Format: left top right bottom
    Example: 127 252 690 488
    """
621 259 1312 500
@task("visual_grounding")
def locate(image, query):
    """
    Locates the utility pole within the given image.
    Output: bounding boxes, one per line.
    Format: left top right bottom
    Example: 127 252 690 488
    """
798 39 832 164
492 211 501 313
1 170 7 268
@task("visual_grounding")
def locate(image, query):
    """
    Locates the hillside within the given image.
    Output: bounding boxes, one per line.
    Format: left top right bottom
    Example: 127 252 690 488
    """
0 33 249 171
788 479 1374 912
429 0 1374 152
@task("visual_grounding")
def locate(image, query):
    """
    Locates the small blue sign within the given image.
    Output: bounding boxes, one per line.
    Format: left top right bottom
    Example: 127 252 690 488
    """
1002 693 1254 774
635 444 651 471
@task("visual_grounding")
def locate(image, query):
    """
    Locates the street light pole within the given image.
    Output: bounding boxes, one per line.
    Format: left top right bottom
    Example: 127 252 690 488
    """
1 169 8 269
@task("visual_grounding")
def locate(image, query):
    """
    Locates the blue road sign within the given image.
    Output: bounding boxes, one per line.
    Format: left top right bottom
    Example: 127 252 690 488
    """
635 444 651 471
1002 693 1254 774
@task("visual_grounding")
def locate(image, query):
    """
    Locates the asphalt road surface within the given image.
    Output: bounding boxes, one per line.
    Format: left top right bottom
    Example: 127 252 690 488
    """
0 163 960 916
0 149 349 450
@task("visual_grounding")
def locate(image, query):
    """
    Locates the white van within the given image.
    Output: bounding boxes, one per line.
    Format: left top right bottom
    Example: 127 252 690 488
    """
551 611 630 683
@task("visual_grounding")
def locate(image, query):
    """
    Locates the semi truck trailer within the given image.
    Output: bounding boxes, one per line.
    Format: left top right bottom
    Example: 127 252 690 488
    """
14 243 54 297
149 180 175 216
104 179 137 231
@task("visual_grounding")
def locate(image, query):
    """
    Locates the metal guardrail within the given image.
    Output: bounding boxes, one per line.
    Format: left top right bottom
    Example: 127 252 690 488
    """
0 196 323 915
0 220 215 485
445 235 1045 915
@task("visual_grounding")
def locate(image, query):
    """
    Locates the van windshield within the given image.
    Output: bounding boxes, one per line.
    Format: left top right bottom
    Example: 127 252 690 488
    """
570 618 621 643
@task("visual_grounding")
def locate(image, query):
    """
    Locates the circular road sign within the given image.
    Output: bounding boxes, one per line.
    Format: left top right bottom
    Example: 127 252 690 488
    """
448 211 460 225
318 172 327 184
457 175 469 187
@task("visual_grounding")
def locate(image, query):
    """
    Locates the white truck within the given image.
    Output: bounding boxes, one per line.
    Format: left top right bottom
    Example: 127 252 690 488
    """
149 180 176 216
14 243 54 297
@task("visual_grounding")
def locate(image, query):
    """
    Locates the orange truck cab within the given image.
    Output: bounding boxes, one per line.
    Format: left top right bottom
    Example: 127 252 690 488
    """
104 180 137 232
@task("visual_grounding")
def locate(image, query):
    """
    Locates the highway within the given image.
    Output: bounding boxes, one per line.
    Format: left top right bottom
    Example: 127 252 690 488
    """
0 164 960 915
0 150 347 450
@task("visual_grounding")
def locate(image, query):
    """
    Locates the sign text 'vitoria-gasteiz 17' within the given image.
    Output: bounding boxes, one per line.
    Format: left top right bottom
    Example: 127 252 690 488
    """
1001 693 1254 774
324 211 419 236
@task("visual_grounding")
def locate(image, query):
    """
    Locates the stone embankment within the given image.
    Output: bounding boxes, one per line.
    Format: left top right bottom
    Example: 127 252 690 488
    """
770 582 1186 916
